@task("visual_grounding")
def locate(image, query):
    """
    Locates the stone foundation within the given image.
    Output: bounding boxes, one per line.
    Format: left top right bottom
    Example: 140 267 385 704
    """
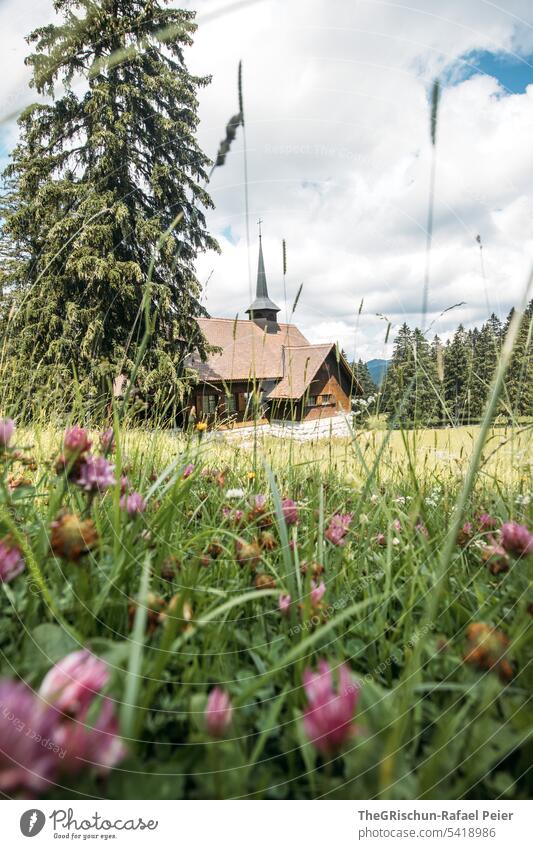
207 414 354 443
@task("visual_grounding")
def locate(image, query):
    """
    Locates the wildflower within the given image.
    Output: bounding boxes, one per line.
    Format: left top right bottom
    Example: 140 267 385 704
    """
161 558 179 581
255 573 276 590
302 660 360 755
100 428 115 452
0 680 60 794
226 488 245 499
196 421 207 432
463 623 512 681
279 594 291 616
0 418 15 448
415 522 429 538
481 539 510 575
63 426 91 457
300 561 324 578
325 513 352 546
259 530 277 551
247 471 256 481
182 463 194 478
39 650 109 715
207 541 223 559
222 506 244 526
235 538 261 569
310 580 326 607
7 474 32 490
375 532 386 546
457 522 474 546
76 455 115 492
500 522 533 557
201 467 226 488
281 498 299 525
392 519 402 533
53 696 126 775
120 491 147 516
205 687 233 737
0 537 25 583
50 513 98 561
477 513 497 530
120 475 129 493
248 494 272 529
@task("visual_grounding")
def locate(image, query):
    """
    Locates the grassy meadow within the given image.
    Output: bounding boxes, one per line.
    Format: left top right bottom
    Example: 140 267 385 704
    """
0 420 531 799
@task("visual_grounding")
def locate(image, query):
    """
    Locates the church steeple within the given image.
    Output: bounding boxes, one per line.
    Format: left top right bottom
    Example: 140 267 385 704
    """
246 221 280 325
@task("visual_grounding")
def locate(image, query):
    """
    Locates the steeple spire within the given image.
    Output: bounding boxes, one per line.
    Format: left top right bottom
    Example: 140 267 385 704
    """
246 222 280 325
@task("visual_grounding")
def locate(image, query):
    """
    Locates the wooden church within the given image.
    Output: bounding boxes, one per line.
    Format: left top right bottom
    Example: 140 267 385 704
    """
187 231 359 430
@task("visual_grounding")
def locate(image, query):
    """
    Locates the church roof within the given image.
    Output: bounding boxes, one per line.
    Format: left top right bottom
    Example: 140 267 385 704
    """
266 344 336 399
189 319 356 399
189 317 309 383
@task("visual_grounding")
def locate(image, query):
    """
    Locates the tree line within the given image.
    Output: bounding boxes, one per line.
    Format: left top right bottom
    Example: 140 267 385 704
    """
353 302 533 426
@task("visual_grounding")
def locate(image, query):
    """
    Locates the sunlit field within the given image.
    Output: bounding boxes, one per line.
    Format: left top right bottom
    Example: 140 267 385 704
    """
19 422 533 482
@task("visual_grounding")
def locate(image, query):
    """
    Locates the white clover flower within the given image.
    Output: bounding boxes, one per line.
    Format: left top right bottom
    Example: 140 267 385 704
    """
226 488 245 499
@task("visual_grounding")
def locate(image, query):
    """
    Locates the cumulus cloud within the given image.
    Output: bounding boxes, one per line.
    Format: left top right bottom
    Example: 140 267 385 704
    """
1 0 533 359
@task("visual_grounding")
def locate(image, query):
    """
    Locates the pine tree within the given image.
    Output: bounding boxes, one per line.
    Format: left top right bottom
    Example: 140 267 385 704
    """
380 323 414 421
351 358 377 421
504 300 533 419
411 328 439 425
0 0 217 418
353 359 376 396
443 325 470 424
470 313 502 420
431 334 445 425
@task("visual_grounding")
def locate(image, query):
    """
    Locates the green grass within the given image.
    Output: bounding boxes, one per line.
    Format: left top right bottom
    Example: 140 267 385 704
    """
1 423 532 799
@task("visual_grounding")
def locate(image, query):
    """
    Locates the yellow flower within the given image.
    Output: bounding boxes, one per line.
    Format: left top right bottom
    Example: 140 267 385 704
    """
247 471 256 480
196 421 207 432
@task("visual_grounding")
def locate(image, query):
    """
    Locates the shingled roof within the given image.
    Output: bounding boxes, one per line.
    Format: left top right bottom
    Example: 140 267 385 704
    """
188 317 310 383
266 344 335 399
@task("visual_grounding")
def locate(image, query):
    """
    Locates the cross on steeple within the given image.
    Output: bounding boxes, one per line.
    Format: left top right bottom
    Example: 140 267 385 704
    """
258 218 263 238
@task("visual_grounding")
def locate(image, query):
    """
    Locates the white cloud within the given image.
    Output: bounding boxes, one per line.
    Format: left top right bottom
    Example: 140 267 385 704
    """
1 0 533 360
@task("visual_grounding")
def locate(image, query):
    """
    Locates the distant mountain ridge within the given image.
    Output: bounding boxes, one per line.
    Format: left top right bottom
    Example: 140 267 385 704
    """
366 358 390 386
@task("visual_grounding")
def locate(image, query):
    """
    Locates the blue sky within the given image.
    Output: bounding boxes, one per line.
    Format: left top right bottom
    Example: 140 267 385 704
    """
455 49 533 94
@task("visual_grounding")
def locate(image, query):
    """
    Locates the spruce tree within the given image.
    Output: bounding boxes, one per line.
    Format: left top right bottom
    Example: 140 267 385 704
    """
412 327 438 425
431 334 446 425
353 359 376 396
443 325 470 424
504 301 533 419
380 323 419 423
0 0 217 418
